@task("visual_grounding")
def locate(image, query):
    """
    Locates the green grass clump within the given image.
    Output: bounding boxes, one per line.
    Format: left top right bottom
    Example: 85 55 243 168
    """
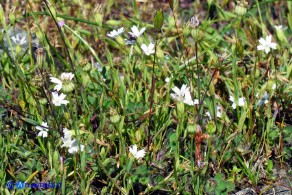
0 0 291 194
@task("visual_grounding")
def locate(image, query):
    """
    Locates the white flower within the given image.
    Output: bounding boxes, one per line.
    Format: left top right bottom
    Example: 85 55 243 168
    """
68 139 85 154
50 72 74 91
61 137 75 148
129 144 146 159
129 26 146 37
11 35 27 45
63 128 73 139
141 43 155 56
50 77 63 91
36 122 49 138
274 25 282 30
107 27 124 38
272 83 276 90
257 91 269 106
229 96 245 109
60 72 74 81
61 129 84 154
170 84 198 106
257 35 277 54
52 92 69 106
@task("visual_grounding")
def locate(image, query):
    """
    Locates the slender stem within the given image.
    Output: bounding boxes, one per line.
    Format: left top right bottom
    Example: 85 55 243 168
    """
147 40 157 150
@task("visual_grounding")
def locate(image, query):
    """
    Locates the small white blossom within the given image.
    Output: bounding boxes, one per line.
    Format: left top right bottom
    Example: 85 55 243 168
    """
60 72 74 81
50 72 74 91
129 26 146 37
61 127 84 154
36 122 49 138
68 139 85 154
272 83 276 90
141 43 155 56
11 35 27 45
257 35 277 54
107 27 124 38
63 128 73 139
61 137 75 148
171 84 198 106
229 96 245 109
52 92 69 106
50 77 63 91
129 144 146 159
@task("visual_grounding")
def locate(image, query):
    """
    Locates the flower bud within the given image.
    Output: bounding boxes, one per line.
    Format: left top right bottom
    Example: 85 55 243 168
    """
136 37 143 45
116 36 125 46
235 0 248 17
109 108 121 124
275 26 286 42
81 72 90 86
176 101 185 117
9 12 16 25
36 48 44 66
79 58 91 72
191 29 203 41
62 82 74 93
209 81 215 96
36 30 44 43
15 45 22 56
64 112 70 120
156 48 164 59
168 16 175 28
187 117 196 134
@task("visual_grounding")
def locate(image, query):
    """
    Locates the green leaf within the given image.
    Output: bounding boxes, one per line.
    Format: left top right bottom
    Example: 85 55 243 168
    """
214 173 224 182
226 181 235 192
206 121 216 134
267 159 273 172
217 180 226 191
87 95 96 105
154 10 164 30
20 117 39 126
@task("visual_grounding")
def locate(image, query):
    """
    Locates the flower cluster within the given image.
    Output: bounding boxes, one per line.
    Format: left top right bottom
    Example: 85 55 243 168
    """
107 25 155 56
50 72 74 106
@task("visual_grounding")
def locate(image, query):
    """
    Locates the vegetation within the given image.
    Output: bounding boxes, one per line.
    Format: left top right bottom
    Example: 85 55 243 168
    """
0 0 291 194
